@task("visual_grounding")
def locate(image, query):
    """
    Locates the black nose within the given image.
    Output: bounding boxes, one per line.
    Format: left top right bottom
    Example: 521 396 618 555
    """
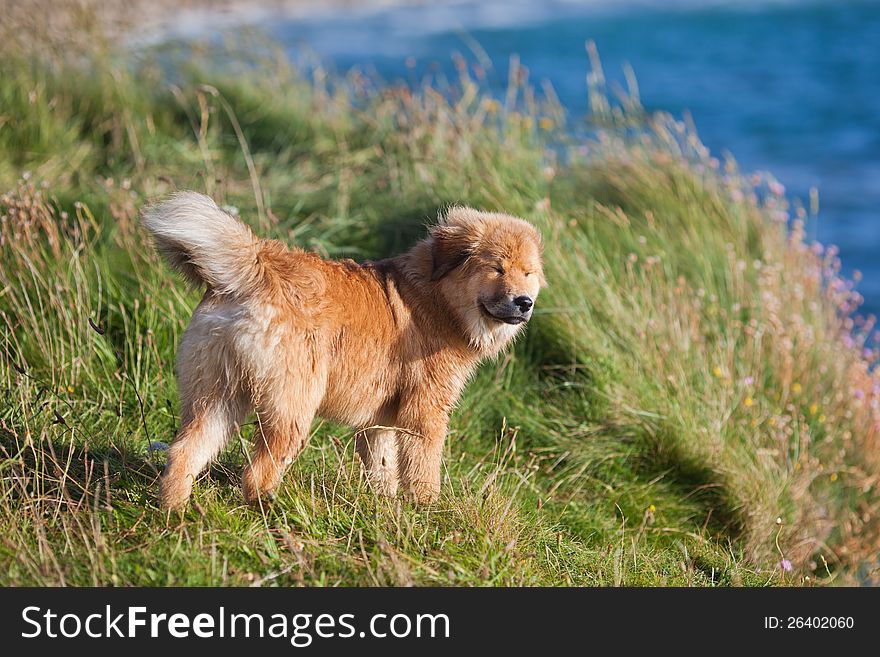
513 295 533 313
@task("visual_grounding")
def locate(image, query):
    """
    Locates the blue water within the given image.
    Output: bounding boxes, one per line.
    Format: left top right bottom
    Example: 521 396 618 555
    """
244 1 880 317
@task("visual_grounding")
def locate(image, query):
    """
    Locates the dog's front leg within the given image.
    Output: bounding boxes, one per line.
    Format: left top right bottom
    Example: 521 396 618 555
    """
395 397 449 504
356 427 399 497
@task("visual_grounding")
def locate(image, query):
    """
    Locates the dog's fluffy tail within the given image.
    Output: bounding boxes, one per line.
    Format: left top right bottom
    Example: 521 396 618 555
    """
142 192 262 297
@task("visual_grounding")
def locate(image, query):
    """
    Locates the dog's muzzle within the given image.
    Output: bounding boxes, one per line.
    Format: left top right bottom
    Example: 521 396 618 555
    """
480 297 534 325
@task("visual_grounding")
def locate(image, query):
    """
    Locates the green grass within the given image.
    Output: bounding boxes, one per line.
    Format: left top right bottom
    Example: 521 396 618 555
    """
1 11 879 586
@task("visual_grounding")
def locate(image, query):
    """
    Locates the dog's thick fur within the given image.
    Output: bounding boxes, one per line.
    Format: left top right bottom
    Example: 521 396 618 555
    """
142 192 544 509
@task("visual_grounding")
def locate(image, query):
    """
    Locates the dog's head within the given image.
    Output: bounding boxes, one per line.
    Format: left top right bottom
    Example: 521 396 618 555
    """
430 206 545 356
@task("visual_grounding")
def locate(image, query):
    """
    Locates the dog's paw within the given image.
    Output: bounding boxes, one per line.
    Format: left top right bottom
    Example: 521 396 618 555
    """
361 467 399 498
241 470 280 508
405 481 440 505
158 475 194 511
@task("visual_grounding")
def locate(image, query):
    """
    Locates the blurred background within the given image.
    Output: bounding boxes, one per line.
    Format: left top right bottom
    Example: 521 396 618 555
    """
119 0 880 318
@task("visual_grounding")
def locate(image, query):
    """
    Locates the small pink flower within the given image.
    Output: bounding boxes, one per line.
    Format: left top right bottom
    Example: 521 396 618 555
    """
768 180 786 196
781 559 792 572
741 376 754 386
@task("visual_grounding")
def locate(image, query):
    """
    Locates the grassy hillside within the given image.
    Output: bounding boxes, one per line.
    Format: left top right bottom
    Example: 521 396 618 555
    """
1 12 878 586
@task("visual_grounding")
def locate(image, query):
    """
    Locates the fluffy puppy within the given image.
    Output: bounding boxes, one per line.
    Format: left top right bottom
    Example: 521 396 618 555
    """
142 192 544 509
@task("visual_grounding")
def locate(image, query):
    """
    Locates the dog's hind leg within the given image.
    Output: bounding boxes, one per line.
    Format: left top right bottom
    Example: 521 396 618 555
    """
242 385 322 505
356 428 399 497
159 392 248 510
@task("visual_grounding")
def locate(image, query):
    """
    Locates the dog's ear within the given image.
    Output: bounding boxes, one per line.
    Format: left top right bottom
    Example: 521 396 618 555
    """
430 210 482 280
431 226 471 280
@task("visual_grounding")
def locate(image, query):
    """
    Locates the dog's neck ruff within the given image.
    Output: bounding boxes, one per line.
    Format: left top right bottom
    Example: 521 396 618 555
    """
464 314 522 360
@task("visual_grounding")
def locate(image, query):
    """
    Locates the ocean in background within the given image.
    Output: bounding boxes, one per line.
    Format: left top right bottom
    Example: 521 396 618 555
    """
165 0 880 318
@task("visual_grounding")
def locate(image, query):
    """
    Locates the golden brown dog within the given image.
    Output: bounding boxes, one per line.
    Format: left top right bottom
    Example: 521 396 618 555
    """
142 192 544 509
